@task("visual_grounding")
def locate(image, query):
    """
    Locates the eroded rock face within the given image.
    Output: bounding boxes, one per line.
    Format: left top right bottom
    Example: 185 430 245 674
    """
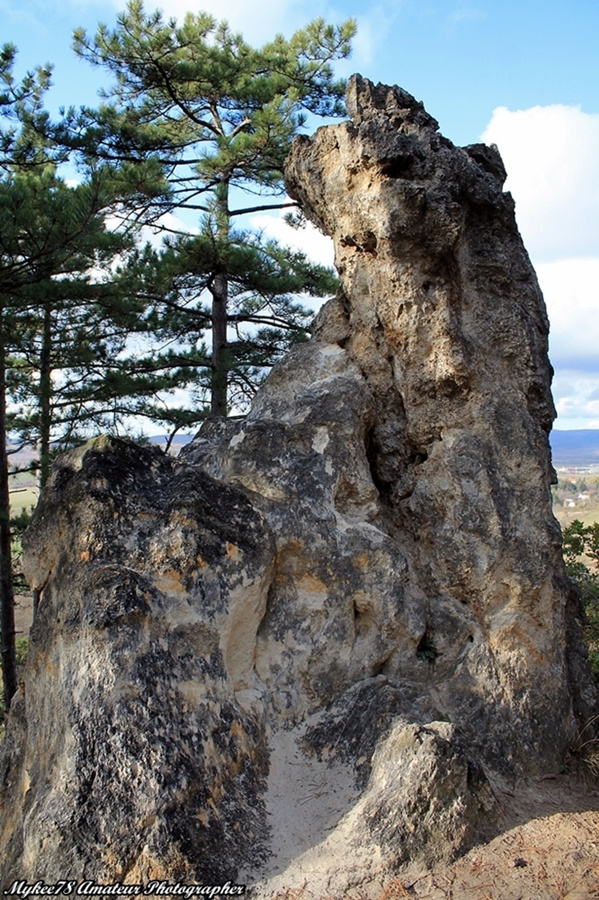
285 75 598 763
1 438 274 882
1 77 596 894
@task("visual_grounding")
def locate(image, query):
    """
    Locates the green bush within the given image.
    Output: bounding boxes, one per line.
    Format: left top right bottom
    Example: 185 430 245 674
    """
562 519 599 679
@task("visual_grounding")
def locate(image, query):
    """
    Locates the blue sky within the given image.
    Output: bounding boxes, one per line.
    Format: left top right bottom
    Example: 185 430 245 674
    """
3 0 599 429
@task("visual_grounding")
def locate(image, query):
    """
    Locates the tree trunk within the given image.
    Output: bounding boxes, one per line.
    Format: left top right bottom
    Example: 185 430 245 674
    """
211 271 228 416
38 301 53 488
210 181 230 416
0 303 17 711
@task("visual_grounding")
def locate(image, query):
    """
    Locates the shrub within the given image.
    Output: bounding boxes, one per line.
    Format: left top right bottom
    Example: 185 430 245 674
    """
562 519 599 678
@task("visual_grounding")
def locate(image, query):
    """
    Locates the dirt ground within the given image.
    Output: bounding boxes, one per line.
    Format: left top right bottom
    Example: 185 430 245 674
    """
363 777 599 900
266 777 599 900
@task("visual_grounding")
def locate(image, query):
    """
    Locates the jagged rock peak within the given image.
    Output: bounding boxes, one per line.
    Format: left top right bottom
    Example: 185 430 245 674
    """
343 75 507 186
346 73 440 132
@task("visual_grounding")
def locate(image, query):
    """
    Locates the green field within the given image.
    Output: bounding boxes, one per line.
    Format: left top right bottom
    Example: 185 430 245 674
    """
554 503 599 529
9 472 38 514
10 488 38 512
552 471 599 530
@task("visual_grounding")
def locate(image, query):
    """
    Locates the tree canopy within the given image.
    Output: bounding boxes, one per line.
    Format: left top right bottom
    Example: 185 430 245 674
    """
69 2 354 215
64 2 354 413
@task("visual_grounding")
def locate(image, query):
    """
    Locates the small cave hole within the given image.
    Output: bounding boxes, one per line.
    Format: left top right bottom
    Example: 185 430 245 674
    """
364 427 392 502
408 449 428 467
416 633 439 663
359 231 378 254
380 157 413 179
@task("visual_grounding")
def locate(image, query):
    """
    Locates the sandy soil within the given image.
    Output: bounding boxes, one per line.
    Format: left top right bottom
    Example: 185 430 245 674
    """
271 776 599 900
391 777 599 900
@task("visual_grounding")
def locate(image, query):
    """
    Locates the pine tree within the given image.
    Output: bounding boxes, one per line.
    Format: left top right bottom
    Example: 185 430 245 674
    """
0 49 157 709
4 173 136 464
0 46 54 711
67 1 355 413
128 225 338 420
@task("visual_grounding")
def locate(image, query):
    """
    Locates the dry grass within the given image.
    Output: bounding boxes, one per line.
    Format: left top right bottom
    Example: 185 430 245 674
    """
568 714 599 778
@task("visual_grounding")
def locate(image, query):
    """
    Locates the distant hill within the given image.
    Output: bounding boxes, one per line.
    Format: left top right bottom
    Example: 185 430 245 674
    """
10 430 599 469
148 433 195 454
550 430 599 466
153 431 599 468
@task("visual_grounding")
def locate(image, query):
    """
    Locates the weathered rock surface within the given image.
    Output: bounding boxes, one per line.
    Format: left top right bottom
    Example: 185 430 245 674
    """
1 437 274 882
1 76 597 894
283 75 599 763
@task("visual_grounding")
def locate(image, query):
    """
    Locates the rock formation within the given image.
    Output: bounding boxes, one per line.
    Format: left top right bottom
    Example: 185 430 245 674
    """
1 76 597 896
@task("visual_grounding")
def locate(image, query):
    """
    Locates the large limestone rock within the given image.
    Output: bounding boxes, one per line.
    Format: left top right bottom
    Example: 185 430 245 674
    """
1 76 596 895
1 438 274 883
283 75 598 761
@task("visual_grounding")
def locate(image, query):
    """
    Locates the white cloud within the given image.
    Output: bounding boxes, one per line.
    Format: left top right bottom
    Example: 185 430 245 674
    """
551 371 599 430
138 0 334 44
250 211 335 268
334 6 393 70
156 0 290 40
481 104 599 429
536 259 599 374
481 104 599 261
